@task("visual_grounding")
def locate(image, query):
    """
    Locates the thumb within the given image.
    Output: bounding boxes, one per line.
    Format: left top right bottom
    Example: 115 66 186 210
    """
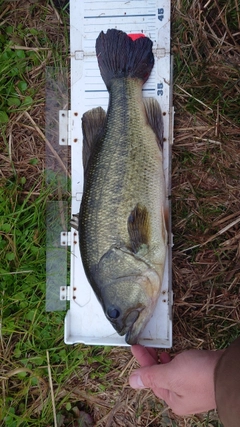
129 363 171 390
129 368 146 389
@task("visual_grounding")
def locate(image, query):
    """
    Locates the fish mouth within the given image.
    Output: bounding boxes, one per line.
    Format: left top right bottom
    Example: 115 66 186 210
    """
123 309 144 345
110 308 143 342
125 326 140 345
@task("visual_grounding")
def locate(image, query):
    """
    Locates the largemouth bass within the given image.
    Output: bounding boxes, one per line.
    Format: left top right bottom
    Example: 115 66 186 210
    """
78 29 167 345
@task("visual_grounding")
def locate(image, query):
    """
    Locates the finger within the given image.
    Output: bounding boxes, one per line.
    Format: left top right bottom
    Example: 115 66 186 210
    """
160 352 171 364
147 347 158 362
131 345 158 367
129 362 174 391
129 366 172 403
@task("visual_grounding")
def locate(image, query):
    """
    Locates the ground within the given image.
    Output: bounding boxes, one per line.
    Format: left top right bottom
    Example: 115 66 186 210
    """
0 1 239 426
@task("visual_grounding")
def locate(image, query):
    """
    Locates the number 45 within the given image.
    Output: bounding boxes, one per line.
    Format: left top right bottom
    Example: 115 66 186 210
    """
158 8 164 21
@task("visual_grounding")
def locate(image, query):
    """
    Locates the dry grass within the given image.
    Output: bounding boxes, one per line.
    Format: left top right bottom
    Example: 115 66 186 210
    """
1 0 240 426
171 0 240 359
0 0 69 192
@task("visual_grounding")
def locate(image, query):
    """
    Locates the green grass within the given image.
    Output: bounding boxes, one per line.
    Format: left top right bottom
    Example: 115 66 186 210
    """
0 0 69 126
0 28 52 125
0 179 115 424
0 46 35 123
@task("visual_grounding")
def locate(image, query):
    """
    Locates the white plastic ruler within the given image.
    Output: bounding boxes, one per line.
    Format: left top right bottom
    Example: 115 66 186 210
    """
65 0 173 347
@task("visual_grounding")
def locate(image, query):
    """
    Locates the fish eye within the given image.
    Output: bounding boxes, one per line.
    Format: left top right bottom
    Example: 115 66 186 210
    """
107 308 120 319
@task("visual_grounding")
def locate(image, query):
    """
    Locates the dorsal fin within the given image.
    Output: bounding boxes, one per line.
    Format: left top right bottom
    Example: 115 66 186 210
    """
81 107 106 174
143 98 164 149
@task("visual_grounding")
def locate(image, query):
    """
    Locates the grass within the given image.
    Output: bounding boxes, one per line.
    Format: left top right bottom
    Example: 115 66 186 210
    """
0 0 240 426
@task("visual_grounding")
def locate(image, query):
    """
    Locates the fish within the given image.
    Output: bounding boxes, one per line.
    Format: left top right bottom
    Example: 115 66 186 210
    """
77 29 167 345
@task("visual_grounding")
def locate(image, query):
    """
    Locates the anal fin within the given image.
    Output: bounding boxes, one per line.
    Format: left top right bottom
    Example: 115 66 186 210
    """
70 213 79 231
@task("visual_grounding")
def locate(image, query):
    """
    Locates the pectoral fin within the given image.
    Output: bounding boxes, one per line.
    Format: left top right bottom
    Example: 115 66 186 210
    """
127 204 150 254
82 107 106 174
143 98 164 149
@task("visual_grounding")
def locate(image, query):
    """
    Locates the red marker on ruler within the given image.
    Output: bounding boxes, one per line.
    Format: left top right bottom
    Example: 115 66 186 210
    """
127 33 146 41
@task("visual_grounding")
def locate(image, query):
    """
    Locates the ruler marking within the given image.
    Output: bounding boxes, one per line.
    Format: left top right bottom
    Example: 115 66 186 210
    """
84 14 155 19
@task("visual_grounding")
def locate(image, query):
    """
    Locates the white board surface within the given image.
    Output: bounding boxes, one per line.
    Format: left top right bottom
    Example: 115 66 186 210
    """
65 0 173 347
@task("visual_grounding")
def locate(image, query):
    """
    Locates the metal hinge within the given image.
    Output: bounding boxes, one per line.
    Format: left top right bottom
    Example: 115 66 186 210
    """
74 50 96 60
60 286 71 301
74 50 84 60
60 231 71 246
153 47 166 58
59 231 71 302
59 110 71 146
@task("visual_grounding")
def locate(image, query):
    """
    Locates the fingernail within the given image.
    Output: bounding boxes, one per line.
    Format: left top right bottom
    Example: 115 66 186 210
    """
129 374 145 389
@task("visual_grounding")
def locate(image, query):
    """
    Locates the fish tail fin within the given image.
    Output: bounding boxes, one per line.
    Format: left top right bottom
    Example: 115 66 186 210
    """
96 29 154 88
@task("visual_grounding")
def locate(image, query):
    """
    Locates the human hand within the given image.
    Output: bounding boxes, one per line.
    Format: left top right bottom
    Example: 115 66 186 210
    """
129 345 224 416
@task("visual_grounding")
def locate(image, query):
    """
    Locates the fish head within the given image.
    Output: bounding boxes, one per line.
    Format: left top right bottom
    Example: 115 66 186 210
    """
93 247 162 345
101 268 161 345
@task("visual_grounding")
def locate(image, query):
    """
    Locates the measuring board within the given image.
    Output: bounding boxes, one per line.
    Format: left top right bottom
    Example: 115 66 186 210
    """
60 0 173 347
